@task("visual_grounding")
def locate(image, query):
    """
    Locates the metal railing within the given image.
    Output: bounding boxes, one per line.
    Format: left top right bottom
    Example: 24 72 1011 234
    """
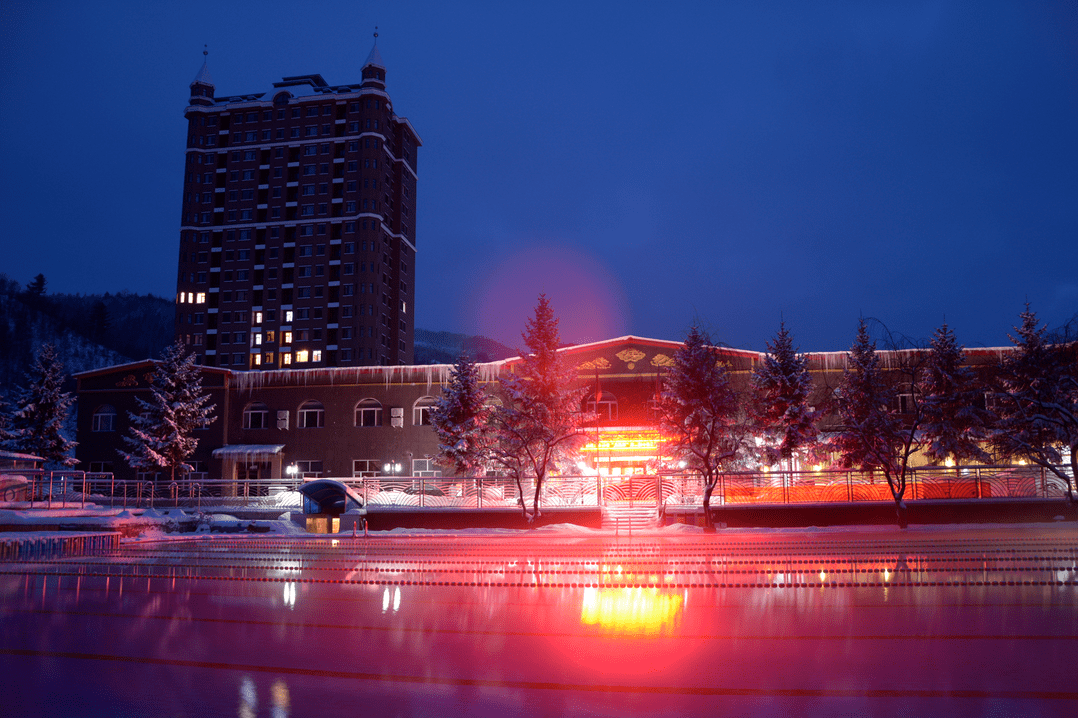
2 464 1071 511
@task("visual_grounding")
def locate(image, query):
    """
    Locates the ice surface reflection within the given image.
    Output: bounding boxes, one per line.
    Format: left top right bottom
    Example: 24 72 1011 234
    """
0 527 1075 717
237 675 290 718
580 587 684 636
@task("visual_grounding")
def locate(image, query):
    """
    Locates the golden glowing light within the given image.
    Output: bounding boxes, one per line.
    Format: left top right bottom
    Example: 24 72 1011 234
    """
944 457 955 467
580 430 663 454
580 587 684 636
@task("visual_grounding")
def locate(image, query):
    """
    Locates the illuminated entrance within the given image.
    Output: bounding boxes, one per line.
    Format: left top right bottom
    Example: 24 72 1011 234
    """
579 427 663 477
579 427 670 507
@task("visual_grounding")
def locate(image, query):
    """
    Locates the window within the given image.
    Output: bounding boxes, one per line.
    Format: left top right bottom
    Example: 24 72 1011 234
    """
295 460 323 478
298 401 325 428
412 396 438 426
355 399 383 427
412 458 442 478
586 391 619 421
353 459 380 477
243 402 270 429
92 405 117 432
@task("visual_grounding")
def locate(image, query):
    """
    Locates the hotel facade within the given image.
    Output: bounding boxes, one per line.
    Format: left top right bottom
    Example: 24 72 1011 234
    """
73 335 1013 486
175 42 421 370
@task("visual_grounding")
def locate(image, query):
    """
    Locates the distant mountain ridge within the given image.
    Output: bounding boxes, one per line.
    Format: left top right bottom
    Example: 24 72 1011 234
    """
0 274 171 393
413 329 515 364
0 273 515 391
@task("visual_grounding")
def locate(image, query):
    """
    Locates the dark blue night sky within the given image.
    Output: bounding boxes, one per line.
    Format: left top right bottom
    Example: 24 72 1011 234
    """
2 1 1074 352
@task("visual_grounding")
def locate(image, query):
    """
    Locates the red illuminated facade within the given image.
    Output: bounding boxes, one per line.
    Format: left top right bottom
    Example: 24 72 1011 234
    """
175 43 421 369
74 335 1016 484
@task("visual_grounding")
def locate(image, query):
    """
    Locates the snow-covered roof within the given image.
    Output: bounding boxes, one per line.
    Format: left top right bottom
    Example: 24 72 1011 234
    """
191 60 214 87
0 450 45 463
364 43 386 70
211 445 286 458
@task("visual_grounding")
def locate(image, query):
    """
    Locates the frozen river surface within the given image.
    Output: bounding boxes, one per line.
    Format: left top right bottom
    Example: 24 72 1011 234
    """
1 524 1076 717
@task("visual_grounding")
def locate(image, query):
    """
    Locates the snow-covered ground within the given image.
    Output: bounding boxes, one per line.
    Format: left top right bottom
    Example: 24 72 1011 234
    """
0 524 1075 717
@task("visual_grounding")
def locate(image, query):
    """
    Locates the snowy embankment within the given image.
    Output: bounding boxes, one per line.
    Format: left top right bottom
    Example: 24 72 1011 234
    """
1 506 1075 550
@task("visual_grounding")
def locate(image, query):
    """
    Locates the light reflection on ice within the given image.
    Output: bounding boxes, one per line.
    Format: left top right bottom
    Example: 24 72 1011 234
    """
579 586 684 636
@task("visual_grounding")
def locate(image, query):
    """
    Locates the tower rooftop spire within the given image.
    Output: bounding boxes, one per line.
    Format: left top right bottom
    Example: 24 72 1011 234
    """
191 45 214 87
364 28 385 69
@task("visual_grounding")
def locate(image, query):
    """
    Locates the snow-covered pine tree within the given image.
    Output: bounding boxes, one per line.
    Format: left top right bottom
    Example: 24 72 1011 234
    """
0 391 17 445
920 323 991 465
121 341 216 484
490 295 586 521
992 305 1078 501
7 343 77 466
431 353 490 476
751 322 819 468
658 325 748 529
833 319 916 526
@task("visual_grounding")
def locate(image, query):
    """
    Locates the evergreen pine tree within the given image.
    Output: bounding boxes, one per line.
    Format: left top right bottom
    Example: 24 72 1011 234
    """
121 341 216 483
0 391 15 445
490 295 586 521
920 323 991 465
431 353 490 477
658 325 748 529
25 273 47 298
834 318 917 526
992 305 1078 500
751 322 819 467
7 344 77 465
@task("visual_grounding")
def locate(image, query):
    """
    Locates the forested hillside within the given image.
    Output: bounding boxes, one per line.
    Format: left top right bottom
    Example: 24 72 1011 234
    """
0 273 174 392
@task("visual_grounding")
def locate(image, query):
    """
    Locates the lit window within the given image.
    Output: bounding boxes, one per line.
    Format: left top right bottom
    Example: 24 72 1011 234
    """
254 312 263 324
312 350 322 362
254 333 262 346
285 311 294 323
253 353 262 366
282 353 292 365
283 332 292 344
296 350 309 363
187 292 194 303
196 293 206 304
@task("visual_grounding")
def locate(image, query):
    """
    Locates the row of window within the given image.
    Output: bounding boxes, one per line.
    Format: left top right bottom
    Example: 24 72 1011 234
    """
285 459 441 479
185 148 386 171
242 398 436 430
199 99 384 126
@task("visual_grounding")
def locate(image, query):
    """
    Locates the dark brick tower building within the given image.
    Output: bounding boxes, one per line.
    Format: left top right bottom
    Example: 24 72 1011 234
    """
175 41 421 368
